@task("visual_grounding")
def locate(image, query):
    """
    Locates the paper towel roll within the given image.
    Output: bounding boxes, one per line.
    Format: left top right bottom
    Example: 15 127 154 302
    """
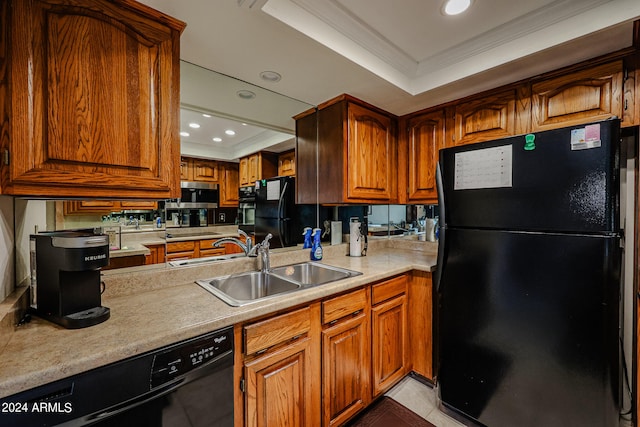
349 220 362 256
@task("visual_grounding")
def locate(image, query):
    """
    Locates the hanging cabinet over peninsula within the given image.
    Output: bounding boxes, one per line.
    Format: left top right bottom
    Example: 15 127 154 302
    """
0 0 185 198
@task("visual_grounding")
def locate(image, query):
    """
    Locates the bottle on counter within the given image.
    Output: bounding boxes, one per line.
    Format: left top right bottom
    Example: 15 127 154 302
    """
302 227 312 249
310 228 323 261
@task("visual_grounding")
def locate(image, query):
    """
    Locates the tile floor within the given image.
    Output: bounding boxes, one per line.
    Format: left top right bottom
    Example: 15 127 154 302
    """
385 376 465 427
385 376 635 427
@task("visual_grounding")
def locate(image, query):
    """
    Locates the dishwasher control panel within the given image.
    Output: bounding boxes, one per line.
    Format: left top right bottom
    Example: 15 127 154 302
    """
150 327 233 387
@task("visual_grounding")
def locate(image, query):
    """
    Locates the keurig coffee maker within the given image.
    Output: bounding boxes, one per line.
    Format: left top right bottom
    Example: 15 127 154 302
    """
30 229 110 329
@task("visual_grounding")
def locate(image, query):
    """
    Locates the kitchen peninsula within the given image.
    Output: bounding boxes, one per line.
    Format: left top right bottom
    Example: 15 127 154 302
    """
0 238 436 426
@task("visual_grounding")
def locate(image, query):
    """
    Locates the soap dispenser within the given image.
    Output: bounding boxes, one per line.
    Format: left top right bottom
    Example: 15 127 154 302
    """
310 228 323 261
302 227 313 249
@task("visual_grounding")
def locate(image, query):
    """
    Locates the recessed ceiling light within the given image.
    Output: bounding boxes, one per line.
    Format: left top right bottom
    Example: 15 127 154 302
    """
202 113 212 118
188 122 200 129
260 71 282 82
180 131 190 137
442 0 472 15
237 90 256 100
225 130 236 136
212 137 222 142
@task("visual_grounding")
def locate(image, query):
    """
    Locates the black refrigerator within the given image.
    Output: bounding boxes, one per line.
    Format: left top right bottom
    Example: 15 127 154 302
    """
435 119 621 427
255 176 330 248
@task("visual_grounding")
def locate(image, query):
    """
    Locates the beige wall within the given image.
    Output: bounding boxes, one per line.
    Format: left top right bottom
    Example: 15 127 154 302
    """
0 196 14 300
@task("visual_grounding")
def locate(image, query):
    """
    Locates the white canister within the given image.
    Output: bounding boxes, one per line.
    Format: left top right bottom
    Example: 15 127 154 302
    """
349 218 362 256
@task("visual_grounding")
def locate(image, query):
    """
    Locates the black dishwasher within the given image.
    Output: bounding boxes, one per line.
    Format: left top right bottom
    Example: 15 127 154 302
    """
0 327 233 427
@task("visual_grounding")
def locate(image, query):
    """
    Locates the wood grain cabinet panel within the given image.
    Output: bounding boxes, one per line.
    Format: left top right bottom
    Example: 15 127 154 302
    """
244 336 315 427
0 0 185 198
453 89 519 146
371 276 409 397
278 150 296 177
322 313 370 427
321 288 370 427
219 162 240 207
405 110 446 203
192 159 219 182
531 61 624 131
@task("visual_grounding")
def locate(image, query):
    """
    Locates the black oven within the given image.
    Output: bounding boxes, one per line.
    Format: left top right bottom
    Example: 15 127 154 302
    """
238 185 256 234
0 327 234 427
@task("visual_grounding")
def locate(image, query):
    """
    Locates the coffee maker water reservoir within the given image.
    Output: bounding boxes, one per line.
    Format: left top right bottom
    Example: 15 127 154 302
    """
30 229 110 329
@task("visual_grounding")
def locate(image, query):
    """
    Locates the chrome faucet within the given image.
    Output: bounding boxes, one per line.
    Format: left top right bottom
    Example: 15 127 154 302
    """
212 230 254 255
126 216 140 230
248 233 272 273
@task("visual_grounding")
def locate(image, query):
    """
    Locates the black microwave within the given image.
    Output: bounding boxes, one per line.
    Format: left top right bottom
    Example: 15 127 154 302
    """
165 181 218 209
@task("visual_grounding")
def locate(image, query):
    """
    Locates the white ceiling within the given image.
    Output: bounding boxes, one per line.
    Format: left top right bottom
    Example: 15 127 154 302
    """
138 0 640 159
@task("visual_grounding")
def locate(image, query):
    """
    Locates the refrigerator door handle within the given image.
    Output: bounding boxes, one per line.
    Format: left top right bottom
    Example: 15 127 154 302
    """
278 180 289 247
434 161 446 291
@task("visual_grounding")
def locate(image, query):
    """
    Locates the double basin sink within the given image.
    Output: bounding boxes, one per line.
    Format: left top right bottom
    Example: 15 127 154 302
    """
196 262 362 306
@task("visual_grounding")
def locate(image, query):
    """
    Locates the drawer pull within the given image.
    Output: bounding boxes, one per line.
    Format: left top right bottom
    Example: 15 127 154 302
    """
352 310 361 316
256 348 268 355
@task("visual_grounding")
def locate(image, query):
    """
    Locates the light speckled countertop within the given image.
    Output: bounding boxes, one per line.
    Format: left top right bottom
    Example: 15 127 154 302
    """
0 239 437 398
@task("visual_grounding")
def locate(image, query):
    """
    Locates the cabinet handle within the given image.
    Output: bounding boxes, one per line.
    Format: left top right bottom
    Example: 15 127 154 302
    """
329 320 338 326
291 334 303 341
352 310 361 316
256 348 268 355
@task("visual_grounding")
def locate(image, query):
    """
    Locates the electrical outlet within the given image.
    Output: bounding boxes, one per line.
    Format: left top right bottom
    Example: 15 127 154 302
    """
218 213 226 223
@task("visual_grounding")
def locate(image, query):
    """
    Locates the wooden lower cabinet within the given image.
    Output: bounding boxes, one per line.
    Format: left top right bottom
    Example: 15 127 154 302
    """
144 244 166 265
321 288 370 427
371 276 409 396
239 304 321 427
235 273 420 427
244 336 316 427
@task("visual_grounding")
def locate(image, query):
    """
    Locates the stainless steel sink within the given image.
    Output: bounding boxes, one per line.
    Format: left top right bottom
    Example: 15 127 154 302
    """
196 271 301 306
270 262 362 286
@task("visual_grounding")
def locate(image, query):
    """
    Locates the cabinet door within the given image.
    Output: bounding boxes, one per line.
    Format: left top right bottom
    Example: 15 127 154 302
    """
248 154 260 183
531 61 623 131
453 89 518 146
2 0 184 198
239 158 250 187
220 163 240 207
371 294 408 396
322 313 370 427
406 110 446 203
278 151 296 177
180 157 193 181
192 159 219 182
63 200 118 215
245 336 315 427
346 103 396 201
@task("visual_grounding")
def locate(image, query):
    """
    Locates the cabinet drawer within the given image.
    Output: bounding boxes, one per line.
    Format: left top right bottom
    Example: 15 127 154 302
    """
199 239 218 249
199 248 226 258
244 307 311 355
322 288 367 325
372 275 407 306
166 241 196 253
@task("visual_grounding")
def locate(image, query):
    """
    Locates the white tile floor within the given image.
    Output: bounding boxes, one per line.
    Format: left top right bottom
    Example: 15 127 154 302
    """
385 376 466 427
385 376 635 427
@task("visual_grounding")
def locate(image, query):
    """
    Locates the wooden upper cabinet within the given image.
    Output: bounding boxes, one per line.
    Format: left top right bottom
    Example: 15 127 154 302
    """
64 200 158 214
219 162 239 207
238 152 277 187
295 95 397 204
192 159 219 182
531 61 624 131
347 103 396 201
180 157 193 181
278 150 296 177
404 110 446 203
0 0 185 198
453 89 523 146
